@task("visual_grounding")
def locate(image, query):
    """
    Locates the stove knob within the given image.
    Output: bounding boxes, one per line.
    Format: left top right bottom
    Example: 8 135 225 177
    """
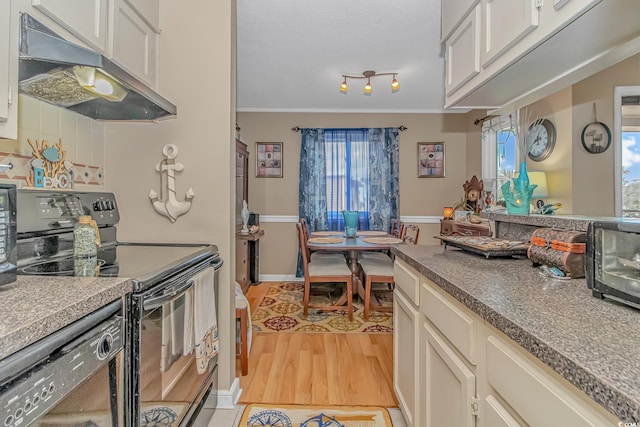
93 201 102 212
97 333 113 360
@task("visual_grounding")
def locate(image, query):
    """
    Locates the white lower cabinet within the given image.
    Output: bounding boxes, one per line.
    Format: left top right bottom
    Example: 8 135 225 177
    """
483 331 617 426
393 258 621 427
393 289 420 427
421 321 477 427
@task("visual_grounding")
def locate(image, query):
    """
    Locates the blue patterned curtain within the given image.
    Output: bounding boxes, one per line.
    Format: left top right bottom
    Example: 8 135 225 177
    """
367 128 400 232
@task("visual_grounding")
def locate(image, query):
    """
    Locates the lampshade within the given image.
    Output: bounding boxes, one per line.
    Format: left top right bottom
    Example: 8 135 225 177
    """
528 171 549 198
443 207 454 219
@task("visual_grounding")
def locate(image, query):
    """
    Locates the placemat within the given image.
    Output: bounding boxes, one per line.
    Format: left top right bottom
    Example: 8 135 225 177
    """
310 231 343 236
308 237 345 244
362 237 403 244
358 230 389 236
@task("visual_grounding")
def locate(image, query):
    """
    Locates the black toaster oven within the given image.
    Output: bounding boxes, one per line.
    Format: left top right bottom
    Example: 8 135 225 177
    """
586 219 640 309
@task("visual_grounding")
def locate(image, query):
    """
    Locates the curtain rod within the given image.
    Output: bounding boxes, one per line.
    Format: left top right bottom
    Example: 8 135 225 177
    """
291 125 407 132
473 115 498 126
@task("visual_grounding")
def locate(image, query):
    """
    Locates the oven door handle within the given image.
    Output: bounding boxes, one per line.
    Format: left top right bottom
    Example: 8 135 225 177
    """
143 279 195 310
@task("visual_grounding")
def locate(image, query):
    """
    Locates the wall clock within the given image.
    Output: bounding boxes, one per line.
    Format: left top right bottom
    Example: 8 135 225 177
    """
526 119 556 162
581 121 611 154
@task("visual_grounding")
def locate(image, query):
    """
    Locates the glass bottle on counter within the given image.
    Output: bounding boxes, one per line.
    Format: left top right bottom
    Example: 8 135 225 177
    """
73 215 101 277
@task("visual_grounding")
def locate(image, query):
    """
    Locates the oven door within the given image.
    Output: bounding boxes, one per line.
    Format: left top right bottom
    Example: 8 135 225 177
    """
0 300 124 427
131 260 221 427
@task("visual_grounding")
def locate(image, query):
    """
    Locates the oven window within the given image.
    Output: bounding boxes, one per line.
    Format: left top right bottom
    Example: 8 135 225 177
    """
139 291 215 425
33 356 124 426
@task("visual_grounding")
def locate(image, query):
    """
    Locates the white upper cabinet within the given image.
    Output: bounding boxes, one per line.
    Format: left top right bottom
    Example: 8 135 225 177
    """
442 0 639 111
481 0 539 67
32 0 109 53
0 1 18 139
112 0 158 87
124 0 161 32
441 0 479 42
445 5 481 96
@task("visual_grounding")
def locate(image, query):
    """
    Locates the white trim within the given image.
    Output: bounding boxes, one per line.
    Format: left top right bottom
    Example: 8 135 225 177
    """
260 215 299 223
613 86 640 216
399 216 441 224
216 377 242 409
260 274 303 282
260 215 441 224
236 107 469 114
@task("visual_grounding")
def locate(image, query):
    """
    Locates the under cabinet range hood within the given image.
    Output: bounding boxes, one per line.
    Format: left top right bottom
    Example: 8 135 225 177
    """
18 14 177 121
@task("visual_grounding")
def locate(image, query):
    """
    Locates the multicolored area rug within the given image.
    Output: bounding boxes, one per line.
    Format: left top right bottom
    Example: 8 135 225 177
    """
240 404 393 427
251 282 393 333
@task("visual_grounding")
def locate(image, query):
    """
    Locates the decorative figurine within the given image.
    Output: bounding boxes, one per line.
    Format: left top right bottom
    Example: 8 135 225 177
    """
463 176 484 214
241 200 250 234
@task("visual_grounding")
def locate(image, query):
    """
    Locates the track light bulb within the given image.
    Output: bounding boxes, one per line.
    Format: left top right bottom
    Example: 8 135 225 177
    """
391 76 400 91
340 79 348 93
364 79 372 94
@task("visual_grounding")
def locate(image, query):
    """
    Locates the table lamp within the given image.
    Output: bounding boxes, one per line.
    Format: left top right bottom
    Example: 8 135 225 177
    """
443 207 454 220
528 171 548 205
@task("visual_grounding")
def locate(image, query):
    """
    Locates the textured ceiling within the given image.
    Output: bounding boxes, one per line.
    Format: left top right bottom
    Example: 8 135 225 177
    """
236 0 446 113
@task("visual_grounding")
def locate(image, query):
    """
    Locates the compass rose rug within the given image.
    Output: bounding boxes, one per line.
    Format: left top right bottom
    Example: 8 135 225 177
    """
240 404 393 427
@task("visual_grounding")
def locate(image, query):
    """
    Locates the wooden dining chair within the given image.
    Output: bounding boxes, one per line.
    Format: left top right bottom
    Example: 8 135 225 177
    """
401 223 420 244
358 256 394 321
299 218 345 261
296 223 353 320
300 218 345 261
390 219 404 239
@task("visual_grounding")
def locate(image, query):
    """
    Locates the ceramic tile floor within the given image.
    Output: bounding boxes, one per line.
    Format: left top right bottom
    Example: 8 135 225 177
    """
196 404 407 426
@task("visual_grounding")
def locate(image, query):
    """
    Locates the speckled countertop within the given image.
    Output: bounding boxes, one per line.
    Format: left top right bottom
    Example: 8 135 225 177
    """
0 276 132 360
391 244 640 423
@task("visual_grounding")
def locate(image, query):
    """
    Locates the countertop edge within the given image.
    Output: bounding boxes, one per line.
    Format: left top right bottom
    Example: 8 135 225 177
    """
392 246 638 422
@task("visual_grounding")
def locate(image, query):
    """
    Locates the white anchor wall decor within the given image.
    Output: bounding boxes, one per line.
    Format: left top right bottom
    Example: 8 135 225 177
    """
149 144 195 222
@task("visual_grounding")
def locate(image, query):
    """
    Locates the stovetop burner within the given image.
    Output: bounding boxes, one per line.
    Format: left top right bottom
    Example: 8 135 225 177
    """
19 258 119 277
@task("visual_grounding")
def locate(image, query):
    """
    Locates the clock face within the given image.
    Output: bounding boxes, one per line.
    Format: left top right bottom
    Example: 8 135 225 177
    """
527 119 556 161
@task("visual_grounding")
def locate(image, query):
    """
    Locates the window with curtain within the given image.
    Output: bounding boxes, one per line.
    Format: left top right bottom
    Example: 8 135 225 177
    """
325 129 370 230
482 113 518 199
298 127 399 233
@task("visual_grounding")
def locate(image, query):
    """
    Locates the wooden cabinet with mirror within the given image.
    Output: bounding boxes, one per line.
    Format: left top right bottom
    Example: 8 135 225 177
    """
235 140 263 293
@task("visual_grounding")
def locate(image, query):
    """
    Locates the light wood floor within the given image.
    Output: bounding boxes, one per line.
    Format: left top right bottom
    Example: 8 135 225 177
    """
236 282 398 407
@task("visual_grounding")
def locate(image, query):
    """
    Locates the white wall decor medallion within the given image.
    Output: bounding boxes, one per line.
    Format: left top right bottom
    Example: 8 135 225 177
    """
149 144 195 222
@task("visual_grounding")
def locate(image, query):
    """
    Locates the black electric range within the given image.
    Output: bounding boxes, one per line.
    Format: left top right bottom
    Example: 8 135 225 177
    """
15 189 219 292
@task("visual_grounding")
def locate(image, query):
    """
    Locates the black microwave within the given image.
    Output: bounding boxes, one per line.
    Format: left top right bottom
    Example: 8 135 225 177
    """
586 219 640 309
0 183 16 286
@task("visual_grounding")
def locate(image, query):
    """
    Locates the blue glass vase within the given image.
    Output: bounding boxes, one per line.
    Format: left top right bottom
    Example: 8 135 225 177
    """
342 210 358 237
502 162 537 215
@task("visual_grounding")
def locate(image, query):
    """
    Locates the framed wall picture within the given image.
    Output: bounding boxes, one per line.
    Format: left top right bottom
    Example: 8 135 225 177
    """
256 142 283 178
418 142 445 178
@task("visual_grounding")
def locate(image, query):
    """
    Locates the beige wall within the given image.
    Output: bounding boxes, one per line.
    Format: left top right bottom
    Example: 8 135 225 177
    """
571 54 640 215
236 112 477 276
105 0 237 390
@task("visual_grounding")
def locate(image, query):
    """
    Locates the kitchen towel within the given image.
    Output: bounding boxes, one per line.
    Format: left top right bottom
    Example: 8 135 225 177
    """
193 267 218 375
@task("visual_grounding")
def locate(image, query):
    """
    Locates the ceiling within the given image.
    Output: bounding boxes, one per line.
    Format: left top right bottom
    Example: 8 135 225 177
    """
236 0 447 113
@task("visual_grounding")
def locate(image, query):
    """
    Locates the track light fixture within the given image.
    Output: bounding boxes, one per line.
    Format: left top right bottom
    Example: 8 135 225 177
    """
339 70 400 94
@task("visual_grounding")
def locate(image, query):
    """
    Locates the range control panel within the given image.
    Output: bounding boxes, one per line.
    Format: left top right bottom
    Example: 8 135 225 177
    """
17 190 120 234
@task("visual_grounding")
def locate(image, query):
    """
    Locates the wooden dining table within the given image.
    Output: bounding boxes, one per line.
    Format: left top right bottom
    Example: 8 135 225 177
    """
306 232 402 303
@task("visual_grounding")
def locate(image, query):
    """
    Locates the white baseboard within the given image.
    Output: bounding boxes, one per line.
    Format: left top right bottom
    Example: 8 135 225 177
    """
216 377 242 409
259 274 302 282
